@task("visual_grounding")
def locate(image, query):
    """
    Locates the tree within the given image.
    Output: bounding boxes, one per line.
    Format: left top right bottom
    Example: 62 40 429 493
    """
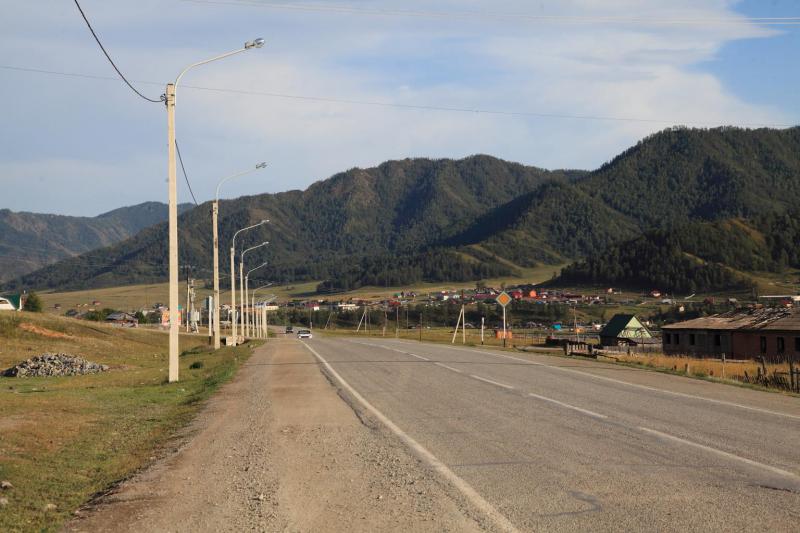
23 291 43 312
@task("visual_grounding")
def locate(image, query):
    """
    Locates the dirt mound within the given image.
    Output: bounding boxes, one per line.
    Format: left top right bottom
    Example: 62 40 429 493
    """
3 353 108 377
19 323 75 339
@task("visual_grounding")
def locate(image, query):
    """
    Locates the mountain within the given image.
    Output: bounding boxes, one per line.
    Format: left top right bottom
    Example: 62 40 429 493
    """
4 156 578 290
560 211 800 293
0 202 193 282
577 126 800 228
7 126 800 294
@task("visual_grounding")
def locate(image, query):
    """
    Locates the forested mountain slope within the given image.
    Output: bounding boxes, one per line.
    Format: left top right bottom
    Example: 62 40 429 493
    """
0 202 192 282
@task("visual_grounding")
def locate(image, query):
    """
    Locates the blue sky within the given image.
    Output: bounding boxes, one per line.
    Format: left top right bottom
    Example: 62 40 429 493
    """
1 0 798 216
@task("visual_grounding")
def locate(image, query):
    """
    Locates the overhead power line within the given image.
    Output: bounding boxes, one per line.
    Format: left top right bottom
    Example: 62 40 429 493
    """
175 140 200 206
184 0 800 26
1 64 796 129
72 0 161 103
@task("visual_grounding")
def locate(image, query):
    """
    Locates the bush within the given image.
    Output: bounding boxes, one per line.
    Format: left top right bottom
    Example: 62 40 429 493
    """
189 361 204 369
23 291 43 312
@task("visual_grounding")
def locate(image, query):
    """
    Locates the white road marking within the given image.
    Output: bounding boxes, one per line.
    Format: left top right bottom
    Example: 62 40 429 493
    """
470 375 515 390
637 427 800 480
527 392 608 420
409 353 430 361
434 362 463 374
301 341 520 533
413 343 800 421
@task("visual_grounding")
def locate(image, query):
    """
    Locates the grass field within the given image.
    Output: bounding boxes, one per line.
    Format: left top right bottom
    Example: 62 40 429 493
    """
38 263 567 316
0 312 256 532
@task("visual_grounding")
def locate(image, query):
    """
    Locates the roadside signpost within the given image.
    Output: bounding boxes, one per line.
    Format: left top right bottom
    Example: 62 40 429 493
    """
496 291 512 347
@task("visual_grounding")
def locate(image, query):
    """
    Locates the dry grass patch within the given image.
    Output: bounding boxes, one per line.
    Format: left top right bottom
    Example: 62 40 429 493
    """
0 312 256 532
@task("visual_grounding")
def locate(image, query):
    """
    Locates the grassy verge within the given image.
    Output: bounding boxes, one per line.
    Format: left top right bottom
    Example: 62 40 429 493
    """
0 312 257 532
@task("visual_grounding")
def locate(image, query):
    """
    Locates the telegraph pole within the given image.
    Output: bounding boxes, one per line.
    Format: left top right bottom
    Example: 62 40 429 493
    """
212 201 220 348
166 82 179 383
164 37 265 381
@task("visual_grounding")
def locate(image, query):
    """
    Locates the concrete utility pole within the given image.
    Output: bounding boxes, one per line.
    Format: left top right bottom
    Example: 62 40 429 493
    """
166 82 179 382
230 220 268 345
165 38 265 382
245 261 268 337
241 243 268 339
213 163 266 350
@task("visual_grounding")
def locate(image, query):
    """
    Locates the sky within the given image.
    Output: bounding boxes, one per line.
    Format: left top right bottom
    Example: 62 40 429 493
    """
1 0 799 216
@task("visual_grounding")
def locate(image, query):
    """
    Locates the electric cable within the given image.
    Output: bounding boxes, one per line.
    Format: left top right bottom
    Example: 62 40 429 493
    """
72 0 161 103
175 140 200 206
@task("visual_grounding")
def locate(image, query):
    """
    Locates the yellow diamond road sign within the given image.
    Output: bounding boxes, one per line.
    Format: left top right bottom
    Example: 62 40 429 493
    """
496 291 512 307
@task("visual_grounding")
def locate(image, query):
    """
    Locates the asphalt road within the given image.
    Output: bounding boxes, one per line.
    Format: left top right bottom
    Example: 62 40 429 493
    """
301 335 800 532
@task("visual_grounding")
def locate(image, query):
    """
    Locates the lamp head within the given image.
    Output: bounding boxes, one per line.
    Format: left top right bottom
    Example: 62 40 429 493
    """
246 38 266 49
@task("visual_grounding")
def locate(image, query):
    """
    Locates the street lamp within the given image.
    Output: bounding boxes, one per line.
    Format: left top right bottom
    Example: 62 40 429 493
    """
212 162 267 350
165 38 266 382
252 283 274 339
241 242 269 339
245 262 269 337
230 220 268 344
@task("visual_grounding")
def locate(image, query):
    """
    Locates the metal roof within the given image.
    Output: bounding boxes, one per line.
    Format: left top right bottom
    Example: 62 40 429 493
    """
600 314 651 339
663 308 799 332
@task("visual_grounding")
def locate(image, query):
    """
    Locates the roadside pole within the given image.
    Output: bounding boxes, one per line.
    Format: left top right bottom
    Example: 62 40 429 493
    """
496 291 512 349
481 316 485 345
462 305 466 344
503 306 507 348
166 82 179 383
212 201 221 349
230 246 236 344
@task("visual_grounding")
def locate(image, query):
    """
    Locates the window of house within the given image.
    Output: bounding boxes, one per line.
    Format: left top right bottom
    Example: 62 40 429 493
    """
664 333 671 344
714 334 721 347
675 334 680 345
795 337 800 352
760 336 767 354
689 334 695 346
777 337 785 354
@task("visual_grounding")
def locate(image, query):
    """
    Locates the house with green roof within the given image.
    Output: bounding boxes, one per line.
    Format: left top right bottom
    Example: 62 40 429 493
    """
0 294 22 311
599 314 652 346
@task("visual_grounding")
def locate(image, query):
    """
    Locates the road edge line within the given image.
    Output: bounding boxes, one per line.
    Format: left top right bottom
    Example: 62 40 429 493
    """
300 341 520 533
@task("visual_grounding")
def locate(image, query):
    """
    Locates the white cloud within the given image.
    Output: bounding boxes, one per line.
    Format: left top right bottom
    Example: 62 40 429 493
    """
0 0 793 214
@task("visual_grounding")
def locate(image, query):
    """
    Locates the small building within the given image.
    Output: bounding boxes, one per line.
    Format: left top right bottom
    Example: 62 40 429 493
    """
663 308 800 362
106 312 138 327
599 314 652 346
0 294 22 311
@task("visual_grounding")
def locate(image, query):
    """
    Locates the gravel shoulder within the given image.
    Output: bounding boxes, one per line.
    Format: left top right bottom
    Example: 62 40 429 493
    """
66 337 484 532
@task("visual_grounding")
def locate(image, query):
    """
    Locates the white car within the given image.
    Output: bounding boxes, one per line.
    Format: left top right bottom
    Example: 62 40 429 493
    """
297 329 313 339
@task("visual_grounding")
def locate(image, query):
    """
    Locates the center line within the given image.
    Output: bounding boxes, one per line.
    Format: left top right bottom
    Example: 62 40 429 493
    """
471 375 515 390
527 392 608 419
434 362 463 373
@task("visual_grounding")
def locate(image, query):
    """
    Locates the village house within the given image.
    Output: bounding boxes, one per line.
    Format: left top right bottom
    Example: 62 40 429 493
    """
0 294 22 311
598 314 653 346
662 307 800 362
106 312 138 327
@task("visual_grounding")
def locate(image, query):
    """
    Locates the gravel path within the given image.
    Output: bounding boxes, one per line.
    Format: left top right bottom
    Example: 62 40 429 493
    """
66 338 485 532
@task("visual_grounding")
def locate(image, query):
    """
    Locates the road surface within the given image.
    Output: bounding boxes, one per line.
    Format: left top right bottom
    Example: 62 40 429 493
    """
304 335 800 532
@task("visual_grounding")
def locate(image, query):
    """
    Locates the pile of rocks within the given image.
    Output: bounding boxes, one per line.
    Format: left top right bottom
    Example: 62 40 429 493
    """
2 353 109 377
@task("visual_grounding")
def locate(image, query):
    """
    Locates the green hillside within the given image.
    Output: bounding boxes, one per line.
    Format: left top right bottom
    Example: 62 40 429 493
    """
6 126 800 294
0 202 193 282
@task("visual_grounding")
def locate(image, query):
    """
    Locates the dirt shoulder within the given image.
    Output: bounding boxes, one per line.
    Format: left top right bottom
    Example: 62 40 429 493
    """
66 337 483 532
